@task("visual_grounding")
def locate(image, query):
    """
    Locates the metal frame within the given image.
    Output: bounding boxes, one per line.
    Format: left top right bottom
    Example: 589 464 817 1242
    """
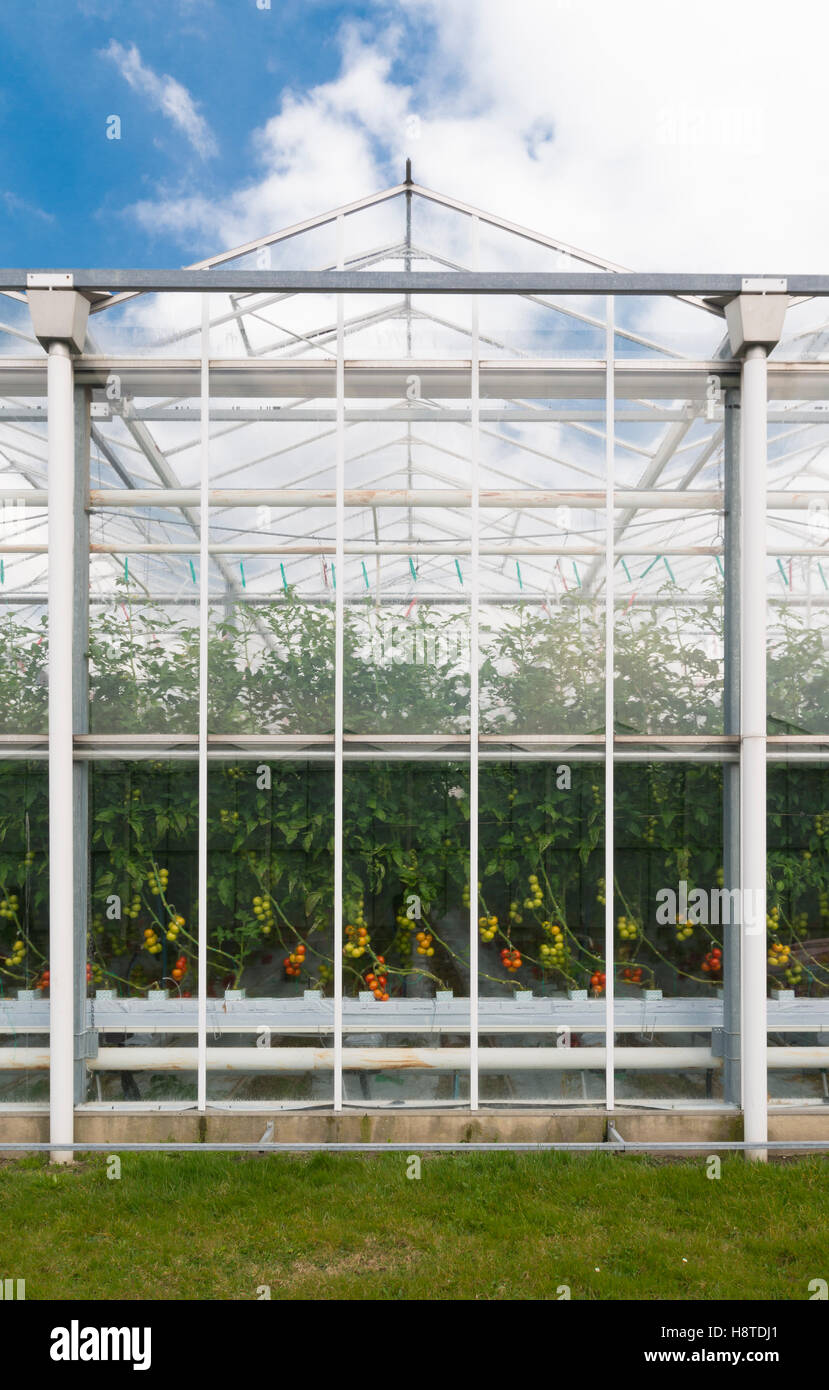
1 271 821 294
3 992 824 1030
2 179 828 1158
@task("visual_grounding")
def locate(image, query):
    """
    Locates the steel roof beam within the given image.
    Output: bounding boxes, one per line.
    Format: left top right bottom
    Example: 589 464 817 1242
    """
1 271 814 294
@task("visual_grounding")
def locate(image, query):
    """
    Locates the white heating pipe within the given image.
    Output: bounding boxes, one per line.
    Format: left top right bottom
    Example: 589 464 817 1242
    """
65 487 829 509
3 1046 827 1072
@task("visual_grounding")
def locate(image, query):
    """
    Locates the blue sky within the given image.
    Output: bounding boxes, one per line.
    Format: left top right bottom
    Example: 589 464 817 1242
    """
3 0 829 275
0 0 421 265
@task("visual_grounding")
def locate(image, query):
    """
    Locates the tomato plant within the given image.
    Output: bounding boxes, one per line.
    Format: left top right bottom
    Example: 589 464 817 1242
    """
0 584 826 1001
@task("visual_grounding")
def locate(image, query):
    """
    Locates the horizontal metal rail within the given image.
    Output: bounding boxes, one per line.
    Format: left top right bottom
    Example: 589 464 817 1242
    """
0 748 751 763
0 733 828 761
7 405 829 422
50 750 829 763
18 404 829 422
4 992 824 1034
3 355 829 402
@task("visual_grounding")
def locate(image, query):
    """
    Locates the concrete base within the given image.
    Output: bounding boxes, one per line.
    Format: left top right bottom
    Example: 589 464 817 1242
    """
0 1106 827 1153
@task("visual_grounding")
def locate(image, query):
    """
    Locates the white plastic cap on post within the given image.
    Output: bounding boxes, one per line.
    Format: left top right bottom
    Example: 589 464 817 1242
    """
724 278 788 355
26 274 94 353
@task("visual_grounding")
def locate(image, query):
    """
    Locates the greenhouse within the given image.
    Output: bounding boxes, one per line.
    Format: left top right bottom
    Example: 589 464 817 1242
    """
1 171 828 1158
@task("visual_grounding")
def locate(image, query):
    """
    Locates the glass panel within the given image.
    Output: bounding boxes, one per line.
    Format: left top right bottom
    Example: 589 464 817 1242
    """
200 312 339 1107
88 530 201 736
342 760 470 1103
767 762 829 1103
0 380 49 736
88 374 202 734
479 578 604 738
85 292 202 358
478 760 606 1103
345 589 469 737
478 293 608 359
341 404 472 737
614 567 724 736
477 358 607 737
767 377 829 734
612 368 725 737
614 760 726 1104
87 760 198 1103
0 584 49 736
615 294 727 361
0 370 51 1107
205 760 334 1106
0 761 48 1105
206 552 334 737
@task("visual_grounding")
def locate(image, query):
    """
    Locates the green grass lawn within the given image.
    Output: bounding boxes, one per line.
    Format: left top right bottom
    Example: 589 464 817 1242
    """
0 1152 825 1300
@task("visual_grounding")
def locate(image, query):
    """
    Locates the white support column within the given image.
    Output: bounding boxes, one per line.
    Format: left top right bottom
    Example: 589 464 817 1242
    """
722 387 742 1106
72 384 91 1106
47 341 75 1163
740 344 769 1160
469 219 480 1111
29 282 93 1164
197 294 210 1113
604 298 615 1115
334 216 345 1112
725 284 786 1162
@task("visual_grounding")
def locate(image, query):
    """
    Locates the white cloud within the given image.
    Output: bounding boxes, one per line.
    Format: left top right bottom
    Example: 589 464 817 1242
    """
396 0 829 274
127 25 407 254
103 39 218 159
2 192 53 223
120 0 829 280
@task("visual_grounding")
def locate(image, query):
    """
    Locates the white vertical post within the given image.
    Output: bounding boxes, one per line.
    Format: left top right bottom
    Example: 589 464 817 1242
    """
334 216 345 1112
604 298 615 1115
722 387 742 1105
72 384 91 1107
741 344 768 1159
197 294 210 1112
48 341 75 1163
469 218 480 1111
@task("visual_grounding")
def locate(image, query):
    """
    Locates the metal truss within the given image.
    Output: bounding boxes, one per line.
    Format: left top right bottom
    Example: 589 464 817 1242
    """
0 180 828 611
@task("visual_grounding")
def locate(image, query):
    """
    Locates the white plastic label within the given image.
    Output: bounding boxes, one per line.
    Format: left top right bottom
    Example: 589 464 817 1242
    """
26 273 74 289
741 276 787 293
